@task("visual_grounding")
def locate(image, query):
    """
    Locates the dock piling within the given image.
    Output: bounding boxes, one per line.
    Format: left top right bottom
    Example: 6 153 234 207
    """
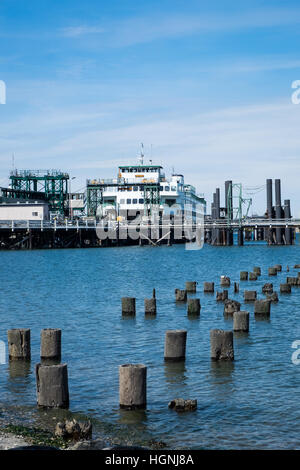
36 363 69 408
119 364 147 410
7 329 31 361
164 330 187 362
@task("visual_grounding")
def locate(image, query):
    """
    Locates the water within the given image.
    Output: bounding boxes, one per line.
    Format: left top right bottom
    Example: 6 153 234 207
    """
0 242 300 449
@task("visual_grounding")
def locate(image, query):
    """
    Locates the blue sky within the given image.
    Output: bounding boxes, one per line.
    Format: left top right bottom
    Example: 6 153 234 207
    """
1 0 300 213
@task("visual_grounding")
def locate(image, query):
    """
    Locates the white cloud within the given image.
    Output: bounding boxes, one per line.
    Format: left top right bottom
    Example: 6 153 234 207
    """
1 98 300 214
59 7 300 47
60 25 105 37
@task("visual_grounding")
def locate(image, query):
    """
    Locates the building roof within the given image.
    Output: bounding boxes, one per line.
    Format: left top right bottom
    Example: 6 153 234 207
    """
0 202 48 207
118 165 162 170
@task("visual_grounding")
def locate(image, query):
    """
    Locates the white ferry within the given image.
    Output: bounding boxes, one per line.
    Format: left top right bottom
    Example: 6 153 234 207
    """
86 154 206 222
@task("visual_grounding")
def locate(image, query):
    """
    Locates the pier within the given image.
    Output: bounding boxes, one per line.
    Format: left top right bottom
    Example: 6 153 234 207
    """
0 217 299 250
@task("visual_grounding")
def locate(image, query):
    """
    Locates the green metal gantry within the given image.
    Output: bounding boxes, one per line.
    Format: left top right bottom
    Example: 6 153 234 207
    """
143 184 160 217
10 169 69 215
227 183 252 226
86 185 104 217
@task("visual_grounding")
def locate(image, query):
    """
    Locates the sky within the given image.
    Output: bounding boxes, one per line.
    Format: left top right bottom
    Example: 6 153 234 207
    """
1 0 300 215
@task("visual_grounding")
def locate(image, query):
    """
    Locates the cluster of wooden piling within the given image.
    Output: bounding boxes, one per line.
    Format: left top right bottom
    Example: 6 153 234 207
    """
6 263 300 413
7 328 69 408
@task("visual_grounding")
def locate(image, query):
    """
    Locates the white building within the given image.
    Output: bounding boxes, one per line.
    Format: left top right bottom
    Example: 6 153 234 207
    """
0 202 49 220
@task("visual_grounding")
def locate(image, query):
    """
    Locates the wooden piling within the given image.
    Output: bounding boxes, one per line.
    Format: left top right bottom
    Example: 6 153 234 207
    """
119 364 147 410
7 329 31 360
36 363 69 408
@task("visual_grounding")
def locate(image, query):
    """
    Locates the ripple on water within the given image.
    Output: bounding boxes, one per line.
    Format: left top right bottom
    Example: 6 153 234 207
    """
0 244 300 448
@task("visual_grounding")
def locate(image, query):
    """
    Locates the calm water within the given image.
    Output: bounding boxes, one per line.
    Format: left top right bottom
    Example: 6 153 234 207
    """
0 242 300 449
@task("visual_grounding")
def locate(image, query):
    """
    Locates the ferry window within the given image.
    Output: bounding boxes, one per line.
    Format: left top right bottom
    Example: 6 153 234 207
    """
171 186 176 191
139 198 144 204
127 199 131 204
32 212 38 216
133 186 138 191
120 199 125 204
133 199 137 204
160 186 163 191
165 186 170 191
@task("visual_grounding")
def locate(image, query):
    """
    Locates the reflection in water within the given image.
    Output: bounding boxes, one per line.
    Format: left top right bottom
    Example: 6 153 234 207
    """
210 360 235 383
1 244 300 449
8 360 31 380
233 331 249 343
118 408 147 425
121 317 137 324
164 361 187 385
254 315 271 323
7 360 32 396
145 314 156 321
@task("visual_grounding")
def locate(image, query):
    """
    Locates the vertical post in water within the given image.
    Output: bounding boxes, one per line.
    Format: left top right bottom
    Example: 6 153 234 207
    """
36 363 69 408
119 364 147 410
225 180 233 246
238 228 244 246
40 329 61 362
275 179 283 245
211 193 216 246
215 188 221 245
266 179 273 244
164 330 187 361
7 329 31 360
284 199 292 245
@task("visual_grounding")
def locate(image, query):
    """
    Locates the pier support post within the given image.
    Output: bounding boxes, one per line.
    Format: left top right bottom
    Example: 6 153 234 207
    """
249 272 257 281
216 290 228 302
185 281 197 293
175 289 187 302
40 329 61 361
204 282 214 293
280 283 291 294
244 291 257 302
268 267 277 276
36 363 69 408
210 329 234 361
7 329 31 360
254 299 271 317
240 271 248 281
275 179 283 244
284 200 292 245
119 364 147 410
238 228 244 246
187 299 201 316
164 330 187 361
233 311 249 332
122 297 136 316
145 298 157 315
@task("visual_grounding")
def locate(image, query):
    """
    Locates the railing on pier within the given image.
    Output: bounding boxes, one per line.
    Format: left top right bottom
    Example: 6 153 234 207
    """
0 217 300 232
